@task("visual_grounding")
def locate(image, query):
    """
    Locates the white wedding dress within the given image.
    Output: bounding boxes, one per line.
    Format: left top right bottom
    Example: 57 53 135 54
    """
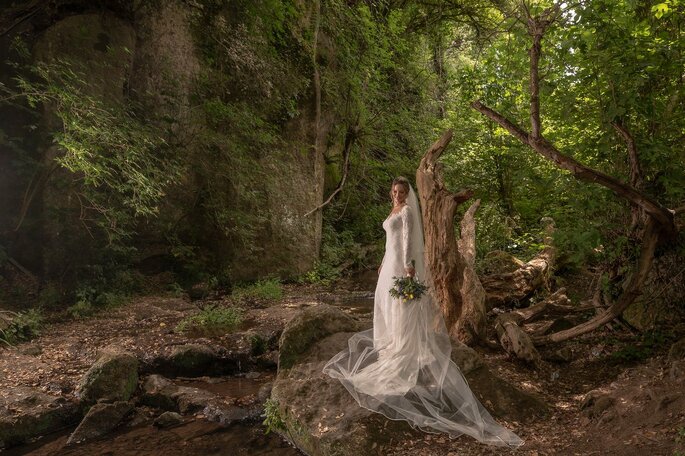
323 186 523 448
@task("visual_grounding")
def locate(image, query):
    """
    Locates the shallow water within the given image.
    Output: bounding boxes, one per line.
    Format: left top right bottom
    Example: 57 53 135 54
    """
175 373 274 397
321 294 374 315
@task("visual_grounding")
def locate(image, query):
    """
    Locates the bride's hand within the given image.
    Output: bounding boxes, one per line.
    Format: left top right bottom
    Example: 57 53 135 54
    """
405 267 415 277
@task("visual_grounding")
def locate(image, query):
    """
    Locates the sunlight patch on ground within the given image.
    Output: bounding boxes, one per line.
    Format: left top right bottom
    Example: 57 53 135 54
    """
554 400 574 410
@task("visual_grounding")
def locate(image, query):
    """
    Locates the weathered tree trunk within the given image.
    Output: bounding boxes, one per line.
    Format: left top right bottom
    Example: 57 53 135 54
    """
455 200 487 345
416 130 487 344
612 120 647 235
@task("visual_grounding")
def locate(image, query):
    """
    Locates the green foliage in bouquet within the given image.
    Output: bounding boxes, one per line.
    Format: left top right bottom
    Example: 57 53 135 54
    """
389 262 428 302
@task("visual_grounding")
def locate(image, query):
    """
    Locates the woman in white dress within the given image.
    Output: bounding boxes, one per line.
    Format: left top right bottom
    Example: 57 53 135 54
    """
322 176 524 448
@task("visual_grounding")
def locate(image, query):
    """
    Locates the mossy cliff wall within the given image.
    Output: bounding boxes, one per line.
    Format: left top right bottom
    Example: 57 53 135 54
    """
0 0 327 285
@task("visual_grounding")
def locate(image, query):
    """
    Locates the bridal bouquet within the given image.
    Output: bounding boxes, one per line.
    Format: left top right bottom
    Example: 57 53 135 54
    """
389 262 428 302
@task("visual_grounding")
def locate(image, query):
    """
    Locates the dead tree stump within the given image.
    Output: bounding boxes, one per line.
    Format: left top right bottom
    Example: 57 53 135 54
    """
416 130 487 344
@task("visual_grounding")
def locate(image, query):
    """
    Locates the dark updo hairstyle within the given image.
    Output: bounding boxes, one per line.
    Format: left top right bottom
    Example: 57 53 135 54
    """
389 176 410 201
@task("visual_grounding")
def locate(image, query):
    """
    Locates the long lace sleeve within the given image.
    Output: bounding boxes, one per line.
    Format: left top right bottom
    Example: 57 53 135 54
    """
401 205 413 270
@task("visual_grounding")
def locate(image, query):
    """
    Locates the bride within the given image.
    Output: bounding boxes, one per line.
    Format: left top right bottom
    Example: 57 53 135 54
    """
323 176 523 448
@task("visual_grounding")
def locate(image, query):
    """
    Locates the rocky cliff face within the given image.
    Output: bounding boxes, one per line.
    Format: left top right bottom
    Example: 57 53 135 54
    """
0 0 326 286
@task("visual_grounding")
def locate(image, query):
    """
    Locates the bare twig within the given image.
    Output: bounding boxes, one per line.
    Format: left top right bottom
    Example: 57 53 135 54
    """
304 125 359 217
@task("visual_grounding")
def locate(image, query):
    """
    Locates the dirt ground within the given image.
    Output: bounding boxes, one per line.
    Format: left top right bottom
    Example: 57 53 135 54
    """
1 281 684 456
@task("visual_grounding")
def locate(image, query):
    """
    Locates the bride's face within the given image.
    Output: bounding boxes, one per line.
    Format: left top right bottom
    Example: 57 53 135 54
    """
392 184 408 205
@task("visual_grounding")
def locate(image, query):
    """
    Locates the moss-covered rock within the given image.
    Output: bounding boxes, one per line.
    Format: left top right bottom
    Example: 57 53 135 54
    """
153 411 183 428
76 348 139 407
166 344 217 375
272 331 421 456
150 343 251 377
277 304 362 371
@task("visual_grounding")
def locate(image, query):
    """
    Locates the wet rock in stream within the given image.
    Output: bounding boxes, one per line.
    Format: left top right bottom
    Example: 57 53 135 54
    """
141 374 262 425
153 411 183 428
0 387 80 449
66 401 133 445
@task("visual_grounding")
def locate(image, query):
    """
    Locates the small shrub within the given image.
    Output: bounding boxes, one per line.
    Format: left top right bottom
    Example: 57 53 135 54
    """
66 286 128 319
232 278 282 301
38 282 63 308
168 282 184 297
249 333 267 356
0 309 42 346
175 305 243 336
67 300 95 319
610 330 675 363
298 261 340 286
262 398 287 435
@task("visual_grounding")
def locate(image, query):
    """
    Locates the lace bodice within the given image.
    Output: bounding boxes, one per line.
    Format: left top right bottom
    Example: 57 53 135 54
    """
382 204 414 272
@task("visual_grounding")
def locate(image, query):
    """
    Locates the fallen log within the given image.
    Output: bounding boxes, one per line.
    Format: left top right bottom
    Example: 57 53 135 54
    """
494 313 541 365
481 218 555 310
494 288 589 364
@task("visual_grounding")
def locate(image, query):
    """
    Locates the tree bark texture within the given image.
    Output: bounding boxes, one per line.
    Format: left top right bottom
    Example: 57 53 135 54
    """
528 28 542 139
455 200 487 345
612 120 646 232
494 312 541 365
416 130 487 344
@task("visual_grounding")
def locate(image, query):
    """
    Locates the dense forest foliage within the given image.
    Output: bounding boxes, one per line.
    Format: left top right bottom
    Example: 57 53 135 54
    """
0 0 683 326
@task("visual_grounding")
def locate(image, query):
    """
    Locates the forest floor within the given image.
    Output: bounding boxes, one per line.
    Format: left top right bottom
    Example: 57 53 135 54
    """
1 274 684 456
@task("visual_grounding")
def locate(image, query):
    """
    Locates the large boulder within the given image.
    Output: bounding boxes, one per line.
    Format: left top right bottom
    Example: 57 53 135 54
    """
271 305 546 456
0 387 79 449
272 305 421 455
76 347 139 406
66 401 133 445
272 331 421 456
277 304 363 370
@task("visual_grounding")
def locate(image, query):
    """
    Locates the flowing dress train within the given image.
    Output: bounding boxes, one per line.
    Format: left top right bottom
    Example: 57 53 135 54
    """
322 191 524 448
